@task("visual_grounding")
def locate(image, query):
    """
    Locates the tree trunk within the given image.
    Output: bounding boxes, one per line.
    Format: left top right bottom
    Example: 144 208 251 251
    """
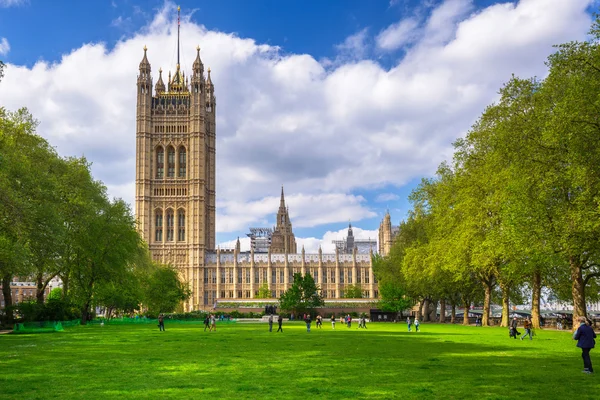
61 274 69 299
36 273 45 304
1 273 14 324
81 302 90 325
500 282 510 327
421 298 430 322
570 255 586 326
482 280 493 326
415 300 422 320
439 298 446 323
463 300 470 325
531 269 542 329
451 303 456 324
429 300 437 321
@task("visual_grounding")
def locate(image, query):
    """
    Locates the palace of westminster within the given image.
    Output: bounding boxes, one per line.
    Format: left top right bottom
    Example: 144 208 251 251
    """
134 15 397 311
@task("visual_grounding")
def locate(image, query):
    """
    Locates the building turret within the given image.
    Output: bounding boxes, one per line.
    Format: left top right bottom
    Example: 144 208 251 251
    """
155 68 165 93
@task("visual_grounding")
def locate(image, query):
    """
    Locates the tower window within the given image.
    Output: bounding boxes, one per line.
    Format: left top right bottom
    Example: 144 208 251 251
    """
178 147 187 178
177 209 185 241
166 209 174 241
156 147 164 179
155 210 163 242
167 147 175 178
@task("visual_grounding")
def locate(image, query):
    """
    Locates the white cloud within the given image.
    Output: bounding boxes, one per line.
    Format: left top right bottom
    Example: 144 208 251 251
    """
0 0 28 7
375 193 400 202
376 17 421 50
0 0 593 239
0 38 10 55
298 227 379 254
334 28 370 61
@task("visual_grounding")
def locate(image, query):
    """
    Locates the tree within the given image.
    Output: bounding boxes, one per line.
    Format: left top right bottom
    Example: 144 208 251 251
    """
143 265 191 315
256 283 271 299
279 273 323 316
343 284 363 299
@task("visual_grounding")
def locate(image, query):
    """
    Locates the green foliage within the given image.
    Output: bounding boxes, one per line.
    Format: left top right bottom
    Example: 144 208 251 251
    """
143 265 191 314
15 298 80 322
342 284 363 299
47 287 62 301
256 283 271 298
279 273 323 315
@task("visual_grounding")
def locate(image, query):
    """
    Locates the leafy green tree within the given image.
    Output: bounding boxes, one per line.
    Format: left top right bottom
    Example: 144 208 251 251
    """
279 273 323 316
144 265 191 314
343 284 363 299
256 283 271 298
47 287 62 301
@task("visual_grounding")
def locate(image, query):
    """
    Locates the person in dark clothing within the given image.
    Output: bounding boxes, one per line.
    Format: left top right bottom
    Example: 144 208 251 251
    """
277 315 283 332
574 316 597 374
509 317 519 339
204 315 210 331
158 314 165 331
305 316 312 332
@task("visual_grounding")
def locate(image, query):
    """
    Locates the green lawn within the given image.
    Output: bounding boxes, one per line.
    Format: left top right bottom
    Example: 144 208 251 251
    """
0 321 596 399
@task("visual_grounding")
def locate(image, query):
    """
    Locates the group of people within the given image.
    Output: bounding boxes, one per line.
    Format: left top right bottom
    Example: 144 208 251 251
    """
267 314 284 332
509 317 533 340
406 316 420 332
203 314 217 332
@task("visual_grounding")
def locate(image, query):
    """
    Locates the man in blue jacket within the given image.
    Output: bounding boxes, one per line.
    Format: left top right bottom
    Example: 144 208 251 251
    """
573 316 597 374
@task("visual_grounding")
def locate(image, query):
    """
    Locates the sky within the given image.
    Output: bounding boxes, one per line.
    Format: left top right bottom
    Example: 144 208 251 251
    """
0 0 597 253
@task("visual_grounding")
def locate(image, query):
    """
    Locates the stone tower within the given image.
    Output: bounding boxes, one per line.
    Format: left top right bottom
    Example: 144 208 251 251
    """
378 211 393 256
270 186 297 253
135 7 216 308
346 222 355 253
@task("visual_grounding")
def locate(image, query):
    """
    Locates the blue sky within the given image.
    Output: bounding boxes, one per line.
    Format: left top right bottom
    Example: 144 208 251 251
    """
0 0 597 252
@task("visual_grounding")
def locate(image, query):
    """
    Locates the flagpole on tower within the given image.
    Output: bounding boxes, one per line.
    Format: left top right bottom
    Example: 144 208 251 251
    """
177 5 181 68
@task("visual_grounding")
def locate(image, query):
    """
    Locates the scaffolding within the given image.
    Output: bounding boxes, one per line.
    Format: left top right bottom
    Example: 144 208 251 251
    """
246 227 272 253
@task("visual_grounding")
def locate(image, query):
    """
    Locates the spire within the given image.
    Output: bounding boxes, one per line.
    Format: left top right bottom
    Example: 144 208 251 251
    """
155 68 165 93
139 45 150 72
207 67 213 86
193 45 203 74
279 185 286 209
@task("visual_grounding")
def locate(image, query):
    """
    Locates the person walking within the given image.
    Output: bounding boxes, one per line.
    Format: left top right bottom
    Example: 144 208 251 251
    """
158 314 165 332
363 316 368 329
203 314 210 332
210 314 217 332
407 316 412 332
305 315 312 332
414 318 420 332
316 315 322 329
521 318 533 340
574 316 597 374
331 315 336 329
347 314 352 328
510 317 519 339
277 315 283 332
268 314 273 332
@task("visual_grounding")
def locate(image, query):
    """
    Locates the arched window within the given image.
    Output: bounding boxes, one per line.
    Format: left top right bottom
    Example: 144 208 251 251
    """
178 147 187 178
156 147 164 179
155 209 163 242
167 146 175 178
166 209 174 241
177 209 185 241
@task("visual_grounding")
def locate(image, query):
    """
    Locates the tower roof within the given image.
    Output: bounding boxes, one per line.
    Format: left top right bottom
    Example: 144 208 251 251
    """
139 46 150 71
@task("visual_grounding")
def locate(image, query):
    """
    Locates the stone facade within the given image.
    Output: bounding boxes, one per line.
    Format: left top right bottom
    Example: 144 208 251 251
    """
135 25 379 311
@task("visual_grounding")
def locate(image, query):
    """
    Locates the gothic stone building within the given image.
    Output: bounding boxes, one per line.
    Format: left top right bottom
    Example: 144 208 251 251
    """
135 40 379 311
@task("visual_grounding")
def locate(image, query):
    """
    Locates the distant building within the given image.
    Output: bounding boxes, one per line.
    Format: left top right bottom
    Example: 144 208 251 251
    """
332 223 377 254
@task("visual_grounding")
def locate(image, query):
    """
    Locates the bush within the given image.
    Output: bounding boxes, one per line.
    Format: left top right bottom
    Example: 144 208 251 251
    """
15 299 80 322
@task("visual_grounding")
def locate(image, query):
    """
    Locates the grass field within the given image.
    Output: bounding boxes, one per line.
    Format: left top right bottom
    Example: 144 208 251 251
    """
0 321 596 399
